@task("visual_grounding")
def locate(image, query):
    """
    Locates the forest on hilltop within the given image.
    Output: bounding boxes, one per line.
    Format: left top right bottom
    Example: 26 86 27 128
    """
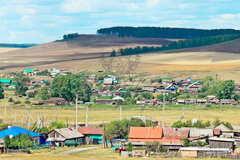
97 26 240 39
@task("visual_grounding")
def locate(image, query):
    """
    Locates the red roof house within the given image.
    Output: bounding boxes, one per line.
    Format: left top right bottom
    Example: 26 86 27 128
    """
163 128 189 139
128 127 181 143
78 127 102 135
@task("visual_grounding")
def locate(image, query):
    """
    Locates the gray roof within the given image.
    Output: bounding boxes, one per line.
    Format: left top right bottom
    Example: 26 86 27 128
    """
179 147 230 152
215 124 230 132
188 128 213 137
54 128 84 139
209 137 236 142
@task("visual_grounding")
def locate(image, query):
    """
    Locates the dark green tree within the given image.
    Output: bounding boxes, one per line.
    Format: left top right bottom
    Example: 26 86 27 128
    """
50 74 91 102
110 50 116 57
38 86 50 100
0 85 4 99
216 80 235 99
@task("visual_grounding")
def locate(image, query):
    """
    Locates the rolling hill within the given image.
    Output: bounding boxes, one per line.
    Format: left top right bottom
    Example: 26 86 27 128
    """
0 35 240 82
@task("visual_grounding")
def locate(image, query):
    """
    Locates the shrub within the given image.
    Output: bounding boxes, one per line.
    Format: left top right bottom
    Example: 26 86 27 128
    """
205 104 211 108
14 100 21 104
8 97 13 102
27 91 35 98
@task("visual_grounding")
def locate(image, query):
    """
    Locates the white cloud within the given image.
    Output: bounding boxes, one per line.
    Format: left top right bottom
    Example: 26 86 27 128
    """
61 0 96 13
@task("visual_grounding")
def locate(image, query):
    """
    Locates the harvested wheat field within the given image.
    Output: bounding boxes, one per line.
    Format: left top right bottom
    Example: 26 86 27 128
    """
2 107 240 127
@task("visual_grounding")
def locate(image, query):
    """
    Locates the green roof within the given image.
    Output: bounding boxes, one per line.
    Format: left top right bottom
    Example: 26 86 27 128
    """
0 79 11 83
24 69 34 73
9 83 18 86
41 80 47 84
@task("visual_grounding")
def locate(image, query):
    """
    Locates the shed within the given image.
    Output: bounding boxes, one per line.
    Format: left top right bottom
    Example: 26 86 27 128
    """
209 137 236 150
179 147 230 158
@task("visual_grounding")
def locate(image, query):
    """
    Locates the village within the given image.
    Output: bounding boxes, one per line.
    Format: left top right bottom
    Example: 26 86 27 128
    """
0 67 239 159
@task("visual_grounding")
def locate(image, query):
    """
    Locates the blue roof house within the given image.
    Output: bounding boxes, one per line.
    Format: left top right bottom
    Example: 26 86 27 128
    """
187 78 194 82
0 126 45 146
166 84 178 91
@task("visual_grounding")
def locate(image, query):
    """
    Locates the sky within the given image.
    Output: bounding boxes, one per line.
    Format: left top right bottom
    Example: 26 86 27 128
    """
0 0 240 43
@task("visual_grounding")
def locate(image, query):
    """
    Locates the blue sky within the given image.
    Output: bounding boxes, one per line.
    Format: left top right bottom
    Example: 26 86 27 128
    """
0 0 240 43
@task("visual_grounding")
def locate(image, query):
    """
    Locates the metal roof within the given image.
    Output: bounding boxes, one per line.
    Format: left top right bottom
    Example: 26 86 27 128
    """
78 127 102 135
0 79 11 83
163 128 189 139
51 128 84 139
129 127 163 139
0 126 40 138
188 128 213 137
209 137 236 142
179 147 230 152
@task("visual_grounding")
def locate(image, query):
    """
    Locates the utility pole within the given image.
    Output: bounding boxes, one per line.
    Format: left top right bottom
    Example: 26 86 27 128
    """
120 105 122 121
181 106 185 127
4 102 6 117
162 93 166 128
75 94 78 129
21 110 23 127
85 104 89 127
27 111 30 130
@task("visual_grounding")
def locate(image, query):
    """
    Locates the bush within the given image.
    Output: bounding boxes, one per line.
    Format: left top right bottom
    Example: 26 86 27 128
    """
126 143 133 151
205 104 211 108
25 100 31 104
8 97 13 102
27 92 35 98
14 100 21 104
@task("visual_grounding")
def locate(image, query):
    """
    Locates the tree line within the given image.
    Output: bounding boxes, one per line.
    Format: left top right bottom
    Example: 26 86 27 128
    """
117 34 240 56
0 43 37 48
97 26 240 39
63 33 79 40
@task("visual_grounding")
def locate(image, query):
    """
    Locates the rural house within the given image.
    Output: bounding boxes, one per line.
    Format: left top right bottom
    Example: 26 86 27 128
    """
0 126 44 146
95 99 116 105
0 79 11 85
215 124 234 138
46 128 84 147
78 127 103 144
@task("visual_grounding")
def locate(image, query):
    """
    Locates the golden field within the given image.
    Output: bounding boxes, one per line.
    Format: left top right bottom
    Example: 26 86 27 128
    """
1 106 240 127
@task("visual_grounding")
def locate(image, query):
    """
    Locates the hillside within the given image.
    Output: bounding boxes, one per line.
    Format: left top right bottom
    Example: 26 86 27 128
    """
0 35 240 82
0 34 172 71
166 38 240 54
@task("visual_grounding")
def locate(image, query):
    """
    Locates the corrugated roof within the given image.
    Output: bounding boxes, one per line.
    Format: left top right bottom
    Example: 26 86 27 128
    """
0 126 40 138
209 137 236 142
163 128 189 139
129 127 163 139
188 128 213 137
179 147 230 152
213 129 221 136
78 127 102 135
128 138 181 144
215 124 230 132
0 79 11 83
53 128 84 139
25 69 33 73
